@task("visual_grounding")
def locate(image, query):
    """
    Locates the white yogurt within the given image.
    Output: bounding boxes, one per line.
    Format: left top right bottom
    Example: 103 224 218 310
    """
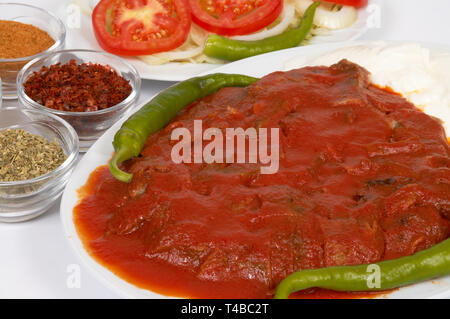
284 42 450 134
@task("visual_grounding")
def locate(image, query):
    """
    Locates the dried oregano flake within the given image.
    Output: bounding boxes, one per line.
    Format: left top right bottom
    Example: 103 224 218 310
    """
0 129 67 182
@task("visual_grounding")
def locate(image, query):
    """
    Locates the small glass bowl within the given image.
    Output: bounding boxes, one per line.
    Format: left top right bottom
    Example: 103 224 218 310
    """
0 3 66 99
0 107 79 222
17 49 141 152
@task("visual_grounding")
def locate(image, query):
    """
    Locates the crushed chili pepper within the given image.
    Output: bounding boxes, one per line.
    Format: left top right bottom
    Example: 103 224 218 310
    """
23 59 132 112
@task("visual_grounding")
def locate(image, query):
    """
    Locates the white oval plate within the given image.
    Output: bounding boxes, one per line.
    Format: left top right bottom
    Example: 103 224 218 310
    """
68 0 382 81
61 41 450 299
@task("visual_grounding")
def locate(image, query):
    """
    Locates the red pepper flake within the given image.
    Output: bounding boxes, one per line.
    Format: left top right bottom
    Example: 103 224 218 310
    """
24 59 132 112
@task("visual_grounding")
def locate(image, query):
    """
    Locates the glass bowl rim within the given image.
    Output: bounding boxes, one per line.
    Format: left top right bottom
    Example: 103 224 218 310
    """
0 107 79 187
0 2 66 63
16 49 141 117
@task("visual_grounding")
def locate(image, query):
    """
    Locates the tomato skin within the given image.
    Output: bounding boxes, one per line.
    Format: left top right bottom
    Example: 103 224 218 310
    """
92 0 191 56
323 0 368 8
189 0 283 36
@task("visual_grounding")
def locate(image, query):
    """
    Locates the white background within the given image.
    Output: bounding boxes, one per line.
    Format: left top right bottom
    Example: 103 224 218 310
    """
1 0 450 298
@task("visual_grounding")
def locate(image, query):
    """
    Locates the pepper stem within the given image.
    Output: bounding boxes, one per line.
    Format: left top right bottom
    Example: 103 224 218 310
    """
109 148 133 183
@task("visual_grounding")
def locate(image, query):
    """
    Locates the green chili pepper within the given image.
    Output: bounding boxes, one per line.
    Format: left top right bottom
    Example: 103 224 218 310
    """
110 73 258 183
203 1 320 62
274 238 450 299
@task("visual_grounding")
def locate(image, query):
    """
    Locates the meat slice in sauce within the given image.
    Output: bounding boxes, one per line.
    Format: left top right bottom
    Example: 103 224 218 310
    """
74 60 450 298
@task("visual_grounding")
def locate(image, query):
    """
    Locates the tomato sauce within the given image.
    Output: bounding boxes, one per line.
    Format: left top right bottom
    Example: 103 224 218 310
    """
74 60 450 298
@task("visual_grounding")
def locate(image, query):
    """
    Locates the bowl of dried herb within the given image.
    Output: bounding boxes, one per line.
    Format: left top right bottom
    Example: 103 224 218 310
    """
0 107 78 222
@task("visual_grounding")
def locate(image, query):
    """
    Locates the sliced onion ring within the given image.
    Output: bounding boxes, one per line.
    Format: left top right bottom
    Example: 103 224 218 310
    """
231 1 296 41
138 39 204 65
190 23 211 46
295 0 357 30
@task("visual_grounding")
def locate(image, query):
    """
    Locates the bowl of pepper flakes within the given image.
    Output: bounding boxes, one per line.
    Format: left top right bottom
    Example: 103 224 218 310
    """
0 3 66 99
17 49 141 151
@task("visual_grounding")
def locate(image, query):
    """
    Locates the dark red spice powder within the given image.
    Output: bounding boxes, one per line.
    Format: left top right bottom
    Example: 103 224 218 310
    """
24 59 132 112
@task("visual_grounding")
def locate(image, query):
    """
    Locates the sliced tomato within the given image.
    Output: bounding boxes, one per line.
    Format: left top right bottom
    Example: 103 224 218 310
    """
92 0 191 56
323 0 368 8
189 0 283 36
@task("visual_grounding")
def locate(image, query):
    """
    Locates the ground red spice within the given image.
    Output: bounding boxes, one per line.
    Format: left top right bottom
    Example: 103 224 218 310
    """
0 20 54 59
24 59 132 112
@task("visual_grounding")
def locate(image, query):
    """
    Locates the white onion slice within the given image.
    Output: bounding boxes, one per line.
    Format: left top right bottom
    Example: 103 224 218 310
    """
231 1 296 41
192 54 226 64
190 23 211 46
295 0 357 30
73 0 93 16
89 0 100 11
138 39 204 65
138 46 203 65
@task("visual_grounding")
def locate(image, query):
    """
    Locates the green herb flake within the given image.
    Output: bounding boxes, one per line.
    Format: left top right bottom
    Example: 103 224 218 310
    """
0 129 67 182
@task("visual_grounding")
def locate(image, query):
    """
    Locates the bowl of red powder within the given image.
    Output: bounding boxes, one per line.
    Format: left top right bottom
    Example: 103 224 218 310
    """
17 49 141 151
0 3 66 99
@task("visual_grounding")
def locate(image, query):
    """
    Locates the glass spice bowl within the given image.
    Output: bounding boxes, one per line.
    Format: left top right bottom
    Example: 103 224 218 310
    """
0 3 66 99
17 49 141 152
0 107 79 222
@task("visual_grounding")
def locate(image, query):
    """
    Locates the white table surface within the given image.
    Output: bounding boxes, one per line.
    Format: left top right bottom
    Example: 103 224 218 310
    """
2 0 450 298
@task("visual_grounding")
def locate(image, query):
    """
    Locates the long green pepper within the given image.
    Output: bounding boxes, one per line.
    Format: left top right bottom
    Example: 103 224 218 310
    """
203 1 320 61
275 237 450 298
109 64 450 297
109 73 258 183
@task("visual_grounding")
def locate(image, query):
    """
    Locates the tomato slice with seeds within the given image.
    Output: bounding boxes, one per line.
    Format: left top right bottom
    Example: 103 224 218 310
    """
92 0 191 56
189 0 283 36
